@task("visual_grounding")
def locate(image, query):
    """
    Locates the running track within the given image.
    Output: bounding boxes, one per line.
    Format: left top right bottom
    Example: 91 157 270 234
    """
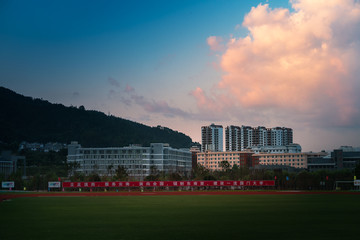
1 191 360 201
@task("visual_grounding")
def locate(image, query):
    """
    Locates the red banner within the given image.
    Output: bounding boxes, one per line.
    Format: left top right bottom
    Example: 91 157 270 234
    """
62 180 275 188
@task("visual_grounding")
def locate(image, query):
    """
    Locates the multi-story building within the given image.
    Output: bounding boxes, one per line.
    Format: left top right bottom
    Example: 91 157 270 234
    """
19 141 67 152
190 146 201 169
282 128 293 146
225 125 240 151
251 143 302 154
254 152 327 169
253 126 268 147
332 146 360 169
241 126 253 150
307 154 334 172
197 151 259 171
67 142 192 179
201 124 223 152
270 127 284 146
308 146 360 171
0 151 25 178
224 125 294 151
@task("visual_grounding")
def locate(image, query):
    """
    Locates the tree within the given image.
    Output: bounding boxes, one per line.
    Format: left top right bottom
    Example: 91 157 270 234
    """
192 164 210 180
230 164 241 180
219 161 230 172
87 173 101 182
296 171 312 190
107 164 114 177
67 161 80 176
70 171 85 182
114 166 128 181
355 164 360 178
145 166 160 181
167 172 183 181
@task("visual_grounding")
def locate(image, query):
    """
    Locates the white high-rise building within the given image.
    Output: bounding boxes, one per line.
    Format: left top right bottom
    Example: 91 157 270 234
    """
225 125 240 151
201 124 223 152
224 125 294 151
241 126 253 150
271 127 284 146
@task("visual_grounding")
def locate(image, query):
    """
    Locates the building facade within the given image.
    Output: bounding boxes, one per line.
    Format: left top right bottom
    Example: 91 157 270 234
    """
0 151 25 178
307 155 335 172
190 146 200 169
251 144 302 154
308 146 360 171
225 125 240 152
67 142 192 179
197 151 259 171
201 124 223 152
253 126 268 147
225 125 294 151
254 152 327 169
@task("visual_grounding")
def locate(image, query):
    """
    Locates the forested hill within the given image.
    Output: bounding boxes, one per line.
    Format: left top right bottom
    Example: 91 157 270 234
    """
0 86 193 148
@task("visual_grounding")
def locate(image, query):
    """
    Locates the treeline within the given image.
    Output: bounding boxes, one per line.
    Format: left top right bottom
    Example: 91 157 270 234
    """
3 162 359 191
149 164 359 190
0 86 193 148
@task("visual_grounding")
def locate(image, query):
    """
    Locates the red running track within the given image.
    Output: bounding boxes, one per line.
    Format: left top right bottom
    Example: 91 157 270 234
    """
1 190 360 201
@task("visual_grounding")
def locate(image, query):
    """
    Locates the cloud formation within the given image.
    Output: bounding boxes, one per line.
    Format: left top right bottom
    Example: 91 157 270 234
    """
108 77 120 88
207 36 225 52
116 84 192 119
198 0 360 128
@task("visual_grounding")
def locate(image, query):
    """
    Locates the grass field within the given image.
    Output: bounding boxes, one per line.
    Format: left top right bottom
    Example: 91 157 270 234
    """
1 194 359 240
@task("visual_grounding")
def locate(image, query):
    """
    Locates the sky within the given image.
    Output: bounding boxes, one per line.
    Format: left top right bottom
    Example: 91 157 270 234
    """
1 0 360 152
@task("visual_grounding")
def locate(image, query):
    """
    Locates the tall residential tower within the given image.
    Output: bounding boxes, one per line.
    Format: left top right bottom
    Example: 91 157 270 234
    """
201 124 223 152
225 125 293 151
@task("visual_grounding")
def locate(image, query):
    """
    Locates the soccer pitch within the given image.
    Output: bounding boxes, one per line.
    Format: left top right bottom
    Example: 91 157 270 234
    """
1 194 359 240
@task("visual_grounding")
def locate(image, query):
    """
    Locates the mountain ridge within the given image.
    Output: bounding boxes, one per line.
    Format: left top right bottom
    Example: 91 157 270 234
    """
0 86 193 148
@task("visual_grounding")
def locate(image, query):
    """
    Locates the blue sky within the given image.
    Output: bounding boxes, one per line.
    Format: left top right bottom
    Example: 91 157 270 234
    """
1 0 359 151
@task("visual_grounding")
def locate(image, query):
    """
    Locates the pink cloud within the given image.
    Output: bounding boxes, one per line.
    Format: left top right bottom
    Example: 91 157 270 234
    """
197 0 360 128
125 84 135 93
207 36 225 52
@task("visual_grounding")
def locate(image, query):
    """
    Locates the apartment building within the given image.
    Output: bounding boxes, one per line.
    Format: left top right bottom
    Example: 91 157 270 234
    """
225 125 294 151
201 124 223 152
225 125 240 151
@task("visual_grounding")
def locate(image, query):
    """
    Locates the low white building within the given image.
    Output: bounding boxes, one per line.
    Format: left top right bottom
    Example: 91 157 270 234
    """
250 144 302 154
67 142 192 179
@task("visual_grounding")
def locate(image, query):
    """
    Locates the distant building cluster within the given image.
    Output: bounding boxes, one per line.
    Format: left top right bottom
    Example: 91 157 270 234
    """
196 123 360 172
225 125 293 151
61 125 360 179
201 123 295 153
19 141 67 152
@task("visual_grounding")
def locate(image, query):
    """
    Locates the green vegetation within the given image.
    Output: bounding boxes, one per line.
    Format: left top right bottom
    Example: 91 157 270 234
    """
23 149 68 176
1 160 357 191
1 194 359 240
0 86 193 148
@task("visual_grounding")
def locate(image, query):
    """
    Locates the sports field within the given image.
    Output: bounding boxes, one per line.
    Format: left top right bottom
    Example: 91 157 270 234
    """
1 192 359 240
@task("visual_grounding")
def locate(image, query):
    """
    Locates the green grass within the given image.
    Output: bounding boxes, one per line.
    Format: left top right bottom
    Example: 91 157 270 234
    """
1 194 359 240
